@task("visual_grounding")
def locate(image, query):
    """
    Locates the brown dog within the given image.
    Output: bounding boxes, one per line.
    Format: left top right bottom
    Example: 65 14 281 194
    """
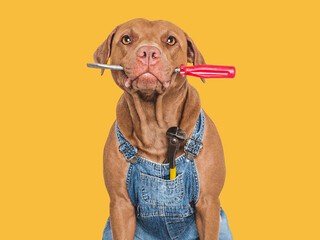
93 18 231 240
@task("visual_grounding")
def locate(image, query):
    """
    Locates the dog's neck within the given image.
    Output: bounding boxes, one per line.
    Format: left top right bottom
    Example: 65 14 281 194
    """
116 82 201 162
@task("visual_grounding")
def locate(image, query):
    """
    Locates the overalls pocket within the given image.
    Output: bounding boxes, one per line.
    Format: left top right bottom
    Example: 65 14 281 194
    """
140 172 184 205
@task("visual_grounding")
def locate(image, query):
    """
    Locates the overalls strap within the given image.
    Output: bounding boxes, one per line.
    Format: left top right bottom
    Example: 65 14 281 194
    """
115 123 138 164
184 109 205 160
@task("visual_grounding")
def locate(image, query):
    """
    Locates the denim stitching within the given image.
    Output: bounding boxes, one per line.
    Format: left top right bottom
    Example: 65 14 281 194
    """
172 213 197 240
125 163 136 206
115 122 138 161
138 205 194 218
140 205 194 210
184 109 205 158
140 173 184 205
125 163 132 187
190 159 200 204
168 220 185 240
137 153 186 167
140 172 184 184
166 221 182 224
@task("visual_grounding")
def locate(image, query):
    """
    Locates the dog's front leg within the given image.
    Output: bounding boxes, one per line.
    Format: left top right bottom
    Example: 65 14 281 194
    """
109 197 136 239
103 123 136 239
195 196 221 239
195 114 226 240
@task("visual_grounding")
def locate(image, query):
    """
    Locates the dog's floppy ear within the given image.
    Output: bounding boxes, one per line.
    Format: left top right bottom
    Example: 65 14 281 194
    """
185 33 206 83
93 27 118 76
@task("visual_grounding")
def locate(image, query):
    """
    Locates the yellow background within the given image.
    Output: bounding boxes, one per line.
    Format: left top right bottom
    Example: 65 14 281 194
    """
1 0 319 239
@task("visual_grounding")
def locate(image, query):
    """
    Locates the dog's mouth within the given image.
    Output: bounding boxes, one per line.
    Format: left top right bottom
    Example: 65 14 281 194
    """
123 71 171 90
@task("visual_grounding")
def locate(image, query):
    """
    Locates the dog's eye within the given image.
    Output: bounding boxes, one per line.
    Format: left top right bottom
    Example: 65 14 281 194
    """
121 35 132 45
166 36 176 46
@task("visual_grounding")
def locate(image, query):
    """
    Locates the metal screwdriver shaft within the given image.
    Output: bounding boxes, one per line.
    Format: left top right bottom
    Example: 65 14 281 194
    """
87 63 124 71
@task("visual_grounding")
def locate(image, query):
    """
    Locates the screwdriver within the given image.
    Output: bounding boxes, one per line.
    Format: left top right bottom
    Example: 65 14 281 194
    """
87 63 236 79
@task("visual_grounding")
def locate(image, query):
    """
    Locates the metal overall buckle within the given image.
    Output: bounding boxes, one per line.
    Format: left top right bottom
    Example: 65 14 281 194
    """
118 141 138 164
184 137 203 160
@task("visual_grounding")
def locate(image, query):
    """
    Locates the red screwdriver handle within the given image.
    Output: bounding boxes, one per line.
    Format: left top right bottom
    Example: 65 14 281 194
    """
179 64 236 78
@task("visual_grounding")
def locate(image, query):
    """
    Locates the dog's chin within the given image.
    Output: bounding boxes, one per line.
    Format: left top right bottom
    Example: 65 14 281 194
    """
123 72 171 101
134 73 159 90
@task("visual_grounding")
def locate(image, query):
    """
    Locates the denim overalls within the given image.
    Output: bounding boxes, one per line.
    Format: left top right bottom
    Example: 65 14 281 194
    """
103 110 233 240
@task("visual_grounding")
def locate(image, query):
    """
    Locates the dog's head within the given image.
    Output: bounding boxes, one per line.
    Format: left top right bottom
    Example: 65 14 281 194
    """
93 18 205 100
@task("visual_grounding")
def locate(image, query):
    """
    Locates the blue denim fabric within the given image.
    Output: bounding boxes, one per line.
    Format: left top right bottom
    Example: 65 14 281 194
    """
102 110 233 240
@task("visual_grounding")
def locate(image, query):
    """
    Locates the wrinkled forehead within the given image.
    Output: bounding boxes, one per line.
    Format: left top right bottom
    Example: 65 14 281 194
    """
115 19 186 42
